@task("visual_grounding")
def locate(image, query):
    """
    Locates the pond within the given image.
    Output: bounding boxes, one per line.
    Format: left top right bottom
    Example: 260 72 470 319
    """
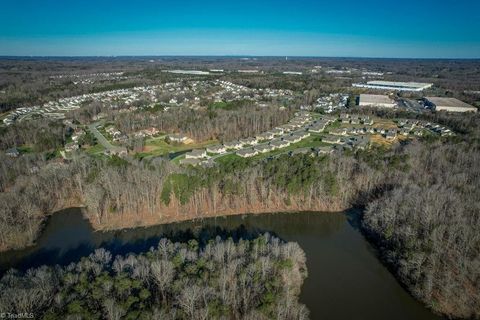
0 208 443 320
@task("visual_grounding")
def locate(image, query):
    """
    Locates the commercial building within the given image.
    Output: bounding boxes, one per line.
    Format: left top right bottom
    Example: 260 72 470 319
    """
425 97 477 113
352 81 433 92
359 94 396 108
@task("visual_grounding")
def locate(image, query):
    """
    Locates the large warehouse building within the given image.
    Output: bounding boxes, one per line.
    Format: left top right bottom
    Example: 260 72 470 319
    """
426 97 477 113
353 81 433 92
359 94 396 108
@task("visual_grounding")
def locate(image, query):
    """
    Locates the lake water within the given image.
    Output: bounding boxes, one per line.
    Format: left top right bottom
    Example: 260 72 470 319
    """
0 208 443 320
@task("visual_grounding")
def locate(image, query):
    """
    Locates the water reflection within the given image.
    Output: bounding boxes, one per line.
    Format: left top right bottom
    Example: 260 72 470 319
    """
0 208 443 320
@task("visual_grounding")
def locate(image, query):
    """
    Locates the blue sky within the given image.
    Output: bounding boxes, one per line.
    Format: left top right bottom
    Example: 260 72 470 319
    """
1 0 479 58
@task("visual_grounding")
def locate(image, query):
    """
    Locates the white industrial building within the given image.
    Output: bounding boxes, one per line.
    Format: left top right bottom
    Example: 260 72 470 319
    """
426 97 477 113
359 94 396 108
352 81 433 92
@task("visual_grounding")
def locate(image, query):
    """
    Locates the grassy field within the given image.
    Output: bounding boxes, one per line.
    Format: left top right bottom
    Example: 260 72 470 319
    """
372 118 398 130
250 135 329 160
136 137 219 159
85 144 106 155
215 134 329 164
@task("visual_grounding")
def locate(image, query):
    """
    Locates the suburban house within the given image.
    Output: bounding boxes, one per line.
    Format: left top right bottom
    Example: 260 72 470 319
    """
296 132 310 140
281 124 297 132
315 146 334 155
385 131 397 140
139 127 160 137
71 129 85 142
185 149 207 159
323 135 343 144
309 124 325 133
254 144 274 153
270 139 290 149
239 137 258 146
111 147 128 157
256 132 275 141
166 134 189 144
65 142 79 152
224 141 243 150
5 147 20 157
330 128 348 136
236 148 258 158
361 117 374 125
283 135 299 144
207 145 227 154
270 128 284 136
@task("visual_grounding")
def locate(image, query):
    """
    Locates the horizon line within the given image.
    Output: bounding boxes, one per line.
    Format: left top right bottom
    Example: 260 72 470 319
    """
1 54 480 60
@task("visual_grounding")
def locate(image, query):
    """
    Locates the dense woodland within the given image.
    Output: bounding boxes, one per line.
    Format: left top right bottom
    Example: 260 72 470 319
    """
1 113 479 320
0 234 309 319
112 105 294 142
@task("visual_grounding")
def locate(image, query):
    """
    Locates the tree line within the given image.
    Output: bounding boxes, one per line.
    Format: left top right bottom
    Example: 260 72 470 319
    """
0 234 308 320
0 110 479 318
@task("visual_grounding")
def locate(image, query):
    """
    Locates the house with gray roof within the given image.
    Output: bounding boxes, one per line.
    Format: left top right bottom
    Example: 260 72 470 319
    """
270 139 290 149
185 149 207 159
207 145 227 154
224 140 243 150
236 148 258 158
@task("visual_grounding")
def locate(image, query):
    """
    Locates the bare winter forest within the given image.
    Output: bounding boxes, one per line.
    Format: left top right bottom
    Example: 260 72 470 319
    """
0 58 479 319
0 234 308 319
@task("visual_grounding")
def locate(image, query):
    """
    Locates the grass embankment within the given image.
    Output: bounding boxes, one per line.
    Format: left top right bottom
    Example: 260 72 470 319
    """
85 144 106 155
136 137 218 159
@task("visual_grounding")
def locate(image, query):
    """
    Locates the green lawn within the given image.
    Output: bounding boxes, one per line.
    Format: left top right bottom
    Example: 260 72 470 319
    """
249 135 329 160
214 134 329 164
138 138 219 158
17 145 34 153
85 144 105 155
216 153 242 164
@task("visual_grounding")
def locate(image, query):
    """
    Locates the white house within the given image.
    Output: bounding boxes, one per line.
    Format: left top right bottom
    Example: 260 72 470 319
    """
240 137 258 146
167 134 189 143
224 141 243 150
207 145 227 154
185 149 207 159
236 148 258 158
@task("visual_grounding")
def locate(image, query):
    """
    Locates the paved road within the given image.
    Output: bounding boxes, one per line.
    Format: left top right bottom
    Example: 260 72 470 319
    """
398 98 424 113
88 122 125 153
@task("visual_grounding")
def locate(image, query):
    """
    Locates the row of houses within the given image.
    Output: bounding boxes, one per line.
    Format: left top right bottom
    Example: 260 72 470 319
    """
181 112 319 164
3 84 164 126
213 80 294 105
235 131 313 158
322 135 371 150
398 119 454 137
340 113 374 125
313 94 349 113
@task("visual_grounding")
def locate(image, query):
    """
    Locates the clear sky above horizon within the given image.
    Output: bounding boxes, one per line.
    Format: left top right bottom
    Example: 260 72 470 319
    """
1 0 479 58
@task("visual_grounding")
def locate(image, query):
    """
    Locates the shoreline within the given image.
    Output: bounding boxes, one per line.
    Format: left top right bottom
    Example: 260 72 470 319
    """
90 203 348 233
0 205 458 319
0 199 348 254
